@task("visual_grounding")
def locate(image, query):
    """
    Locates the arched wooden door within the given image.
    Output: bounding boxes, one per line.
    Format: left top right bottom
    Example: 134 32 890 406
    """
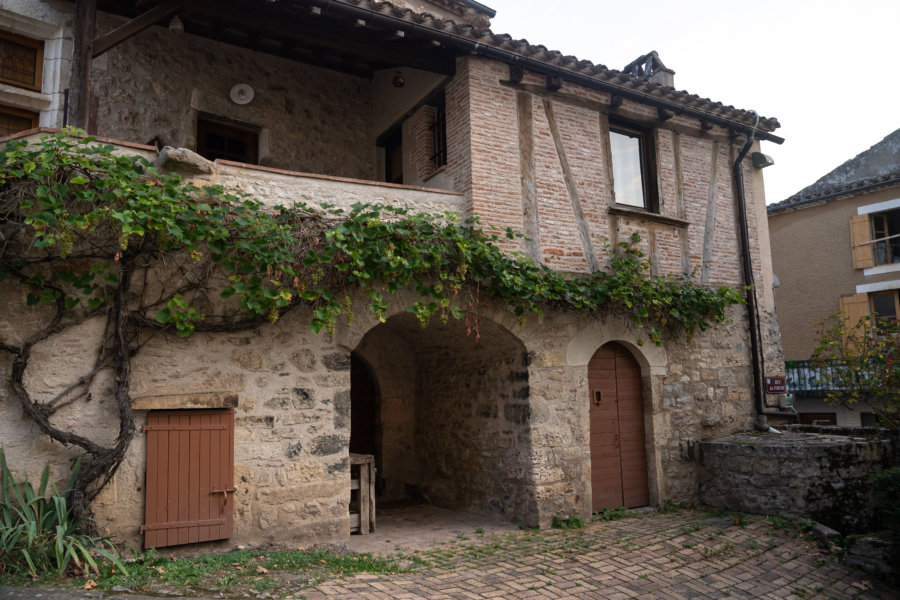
588 342 649 510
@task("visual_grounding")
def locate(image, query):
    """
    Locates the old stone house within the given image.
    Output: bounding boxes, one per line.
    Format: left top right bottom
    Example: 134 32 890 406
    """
768 128 900 426
1 0 789 550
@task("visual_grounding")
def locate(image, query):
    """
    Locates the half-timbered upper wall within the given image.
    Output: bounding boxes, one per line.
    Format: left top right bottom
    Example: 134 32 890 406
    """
89 12 377 180
463 57 771 293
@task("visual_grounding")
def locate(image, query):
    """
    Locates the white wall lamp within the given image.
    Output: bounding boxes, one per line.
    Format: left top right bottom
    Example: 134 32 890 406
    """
230 83 255 105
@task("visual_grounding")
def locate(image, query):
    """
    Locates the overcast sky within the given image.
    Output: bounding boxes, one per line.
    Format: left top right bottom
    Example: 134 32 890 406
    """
487 0 900 204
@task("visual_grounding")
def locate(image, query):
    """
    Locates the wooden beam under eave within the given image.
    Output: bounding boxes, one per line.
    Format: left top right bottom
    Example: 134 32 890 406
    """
92 0 186 58
69 0 96 131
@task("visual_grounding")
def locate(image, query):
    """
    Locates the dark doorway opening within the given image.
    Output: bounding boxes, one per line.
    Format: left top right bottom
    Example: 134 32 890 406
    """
350 314 537 525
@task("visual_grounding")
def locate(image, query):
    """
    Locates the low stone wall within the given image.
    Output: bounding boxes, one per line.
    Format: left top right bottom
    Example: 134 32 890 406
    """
700 429 896 533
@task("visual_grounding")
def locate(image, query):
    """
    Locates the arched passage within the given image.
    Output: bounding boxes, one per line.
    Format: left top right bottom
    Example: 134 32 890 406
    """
351 313 537 524
588 342 649 510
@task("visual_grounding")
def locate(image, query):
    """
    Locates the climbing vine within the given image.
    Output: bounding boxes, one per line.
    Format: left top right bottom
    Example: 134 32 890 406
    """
0 130 744 522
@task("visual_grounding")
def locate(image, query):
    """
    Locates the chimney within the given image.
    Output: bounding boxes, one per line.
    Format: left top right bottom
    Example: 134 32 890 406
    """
623 51 675 88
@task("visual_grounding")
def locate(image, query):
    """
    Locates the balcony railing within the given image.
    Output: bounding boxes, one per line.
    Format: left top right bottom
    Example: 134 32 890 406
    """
784 360 847 398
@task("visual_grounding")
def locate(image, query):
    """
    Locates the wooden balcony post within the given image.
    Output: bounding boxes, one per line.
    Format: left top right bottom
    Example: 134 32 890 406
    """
69 0 96 131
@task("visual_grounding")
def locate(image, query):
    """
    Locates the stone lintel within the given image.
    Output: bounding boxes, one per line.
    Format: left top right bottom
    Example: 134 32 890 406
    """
132 391 238 410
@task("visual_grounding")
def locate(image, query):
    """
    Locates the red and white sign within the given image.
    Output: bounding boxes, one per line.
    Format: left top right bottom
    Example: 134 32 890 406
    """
765 376 787 394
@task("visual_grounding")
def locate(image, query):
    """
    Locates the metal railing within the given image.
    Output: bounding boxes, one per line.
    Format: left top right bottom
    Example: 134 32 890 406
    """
784 360 847 397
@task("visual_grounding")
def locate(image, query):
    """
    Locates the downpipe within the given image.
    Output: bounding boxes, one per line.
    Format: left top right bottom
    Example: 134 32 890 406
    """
732 113 798 431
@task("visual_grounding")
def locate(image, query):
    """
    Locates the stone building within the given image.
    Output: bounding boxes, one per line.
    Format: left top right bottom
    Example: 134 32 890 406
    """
1 0 789 550
768 128 900 426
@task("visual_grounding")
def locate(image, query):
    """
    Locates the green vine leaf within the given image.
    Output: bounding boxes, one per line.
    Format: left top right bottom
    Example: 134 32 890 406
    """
1 131 745 345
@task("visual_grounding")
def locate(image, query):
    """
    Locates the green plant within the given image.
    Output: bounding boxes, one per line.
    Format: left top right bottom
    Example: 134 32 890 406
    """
871 466 900 564
658 500 687 514
731 512 748 528
594 506 630 522
95 547 405 592
0 449 128 580
0 130 746 519
551 515 586 529
810 313 899 427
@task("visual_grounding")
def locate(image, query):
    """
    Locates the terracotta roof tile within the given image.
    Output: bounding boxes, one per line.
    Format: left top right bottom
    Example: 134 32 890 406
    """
335 0 779 132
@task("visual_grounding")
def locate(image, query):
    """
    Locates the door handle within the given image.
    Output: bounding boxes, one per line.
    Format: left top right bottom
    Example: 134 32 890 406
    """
212 487 237 507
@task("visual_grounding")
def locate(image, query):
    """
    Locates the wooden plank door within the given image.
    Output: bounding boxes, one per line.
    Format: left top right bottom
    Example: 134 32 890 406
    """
588 343 649 511
142 409 234 549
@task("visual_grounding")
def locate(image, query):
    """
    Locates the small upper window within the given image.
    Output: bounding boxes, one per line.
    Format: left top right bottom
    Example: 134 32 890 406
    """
609 123 656 211
872 209 900 266
0 31 43 91
196 115 259 165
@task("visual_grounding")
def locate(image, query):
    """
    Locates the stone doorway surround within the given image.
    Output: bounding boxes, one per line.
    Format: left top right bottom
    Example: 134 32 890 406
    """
567 318 667 514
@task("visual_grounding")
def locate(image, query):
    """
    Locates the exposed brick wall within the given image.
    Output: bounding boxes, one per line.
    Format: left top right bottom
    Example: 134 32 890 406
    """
461 57 763 290
443 58 474 212
466 59 526 254
407 104 438 183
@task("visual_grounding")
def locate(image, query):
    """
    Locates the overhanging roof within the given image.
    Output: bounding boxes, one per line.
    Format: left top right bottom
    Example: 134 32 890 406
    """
90 0 781 140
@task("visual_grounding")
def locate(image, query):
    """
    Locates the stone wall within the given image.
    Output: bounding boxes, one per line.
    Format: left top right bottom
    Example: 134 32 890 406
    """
700 429 896 532
0 24 790 552
1 259 772 550
90 13 375 179
413 320 534 522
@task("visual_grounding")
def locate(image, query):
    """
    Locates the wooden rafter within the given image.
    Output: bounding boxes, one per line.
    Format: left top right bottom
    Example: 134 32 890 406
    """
92 0 186 58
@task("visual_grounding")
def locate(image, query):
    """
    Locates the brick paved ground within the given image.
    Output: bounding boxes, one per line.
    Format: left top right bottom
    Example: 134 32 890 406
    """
305 510 898 600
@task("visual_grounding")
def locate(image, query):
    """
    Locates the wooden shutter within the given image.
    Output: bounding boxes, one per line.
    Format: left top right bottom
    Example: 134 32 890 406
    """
849 214 874 269
142 409 235 549
839 293 870 338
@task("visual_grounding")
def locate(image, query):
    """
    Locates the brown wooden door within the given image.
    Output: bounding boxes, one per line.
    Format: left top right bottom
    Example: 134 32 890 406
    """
588 343 649 511
142 409 234 549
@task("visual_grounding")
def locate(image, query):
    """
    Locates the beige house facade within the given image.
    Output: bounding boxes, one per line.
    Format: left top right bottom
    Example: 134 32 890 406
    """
1 0 788 551
768 128 900 426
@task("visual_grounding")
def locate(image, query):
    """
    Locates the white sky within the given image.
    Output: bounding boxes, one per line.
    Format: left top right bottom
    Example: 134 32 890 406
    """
486 0 900 203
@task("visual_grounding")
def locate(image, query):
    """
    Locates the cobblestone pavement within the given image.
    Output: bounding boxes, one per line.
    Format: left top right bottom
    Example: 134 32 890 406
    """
308 509 898 600
1 509 896 599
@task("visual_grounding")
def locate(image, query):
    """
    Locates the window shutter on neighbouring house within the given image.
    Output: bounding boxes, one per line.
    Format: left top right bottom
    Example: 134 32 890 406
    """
839 293 870 331
849 214 874 269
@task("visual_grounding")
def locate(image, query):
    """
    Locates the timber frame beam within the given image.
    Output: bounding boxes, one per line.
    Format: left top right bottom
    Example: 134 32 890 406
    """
92 0 187 58
69 0 97 131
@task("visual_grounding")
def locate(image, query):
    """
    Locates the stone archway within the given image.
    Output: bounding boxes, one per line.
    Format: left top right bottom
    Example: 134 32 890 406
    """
565 318 667 512
351 313 538 524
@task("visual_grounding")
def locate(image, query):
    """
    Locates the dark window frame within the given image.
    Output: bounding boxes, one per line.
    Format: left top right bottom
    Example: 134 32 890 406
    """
869 290 899 329
0 30 44 92
0 104 38 136
608 121 658 213
870 208 900 266
430 93 447 169
382 125 403 185
196 114 260 165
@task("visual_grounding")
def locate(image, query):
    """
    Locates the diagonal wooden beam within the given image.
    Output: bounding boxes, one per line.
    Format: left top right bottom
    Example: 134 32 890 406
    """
92 0 186 58
542 97 600 273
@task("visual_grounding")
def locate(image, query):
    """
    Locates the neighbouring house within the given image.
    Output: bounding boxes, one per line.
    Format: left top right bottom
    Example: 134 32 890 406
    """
768 128 900 426
0 0 789 551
